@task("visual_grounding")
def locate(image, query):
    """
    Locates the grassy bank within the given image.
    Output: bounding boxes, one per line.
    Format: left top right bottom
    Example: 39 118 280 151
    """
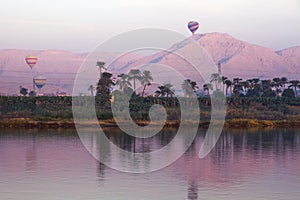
1 118 300 129
1 96 300 129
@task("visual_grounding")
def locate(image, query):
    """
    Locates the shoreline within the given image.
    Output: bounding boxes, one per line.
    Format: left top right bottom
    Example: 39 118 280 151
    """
1 119 300 129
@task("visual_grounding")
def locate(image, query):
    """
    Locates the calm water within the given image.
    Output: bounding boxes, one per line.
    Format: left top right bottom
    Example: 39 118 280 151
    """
0 128 300 200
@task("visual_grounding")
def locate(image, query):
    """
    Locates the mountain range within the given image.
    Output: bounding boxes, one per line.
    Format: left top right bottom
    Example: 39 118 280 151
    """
0 32 299 95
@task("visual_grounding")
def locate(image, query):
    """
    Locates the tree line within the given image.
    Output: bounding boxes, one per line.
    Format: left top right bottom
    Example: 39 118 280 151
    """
1 61 299 121
93 62 300 100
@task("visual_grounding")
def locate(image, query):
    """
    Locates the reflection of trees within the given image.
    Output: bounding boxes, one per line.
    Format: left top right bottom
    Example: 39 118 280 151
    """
102 127 177 153
79 126 299 198
187 180 198 200
172 128 299 199
97 162 106 180
25 132 37 172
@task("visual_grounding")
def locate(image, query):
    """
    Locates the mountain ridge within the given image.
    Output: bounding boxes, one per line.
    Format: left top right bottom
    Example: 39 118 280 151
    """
1 32 300 95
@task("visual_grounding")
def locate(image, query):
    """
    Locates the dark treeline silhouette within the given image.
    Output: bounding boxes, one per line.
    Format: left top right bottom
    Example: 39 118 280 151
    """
1 62 300 122
95 65 299 99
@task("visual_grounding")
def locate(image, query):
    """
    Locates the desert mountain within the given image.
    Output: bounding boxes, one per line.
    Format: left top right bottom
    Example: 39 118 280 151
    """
0 33 299 95
118 33 299 81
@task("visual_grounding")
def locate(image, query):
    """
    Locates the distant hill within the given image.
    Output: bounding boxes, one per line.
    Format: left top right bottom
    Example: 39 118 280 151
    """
195 33 299 79
1 33 299 95
119 33 300 81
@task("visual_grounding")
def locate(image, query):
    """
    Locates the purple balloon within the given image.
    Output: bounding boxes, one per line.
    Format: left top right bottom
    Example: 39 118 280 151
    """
188 21 199 34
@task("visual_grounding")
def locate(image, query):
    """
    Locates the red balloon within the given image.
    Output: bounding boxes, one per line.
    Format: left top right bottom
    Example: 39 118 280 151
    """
25 55 38 69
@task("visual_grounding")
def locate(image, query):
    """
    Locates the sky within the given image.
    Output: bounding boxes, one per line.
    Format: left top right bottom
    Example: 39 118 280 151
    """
1 0 300 53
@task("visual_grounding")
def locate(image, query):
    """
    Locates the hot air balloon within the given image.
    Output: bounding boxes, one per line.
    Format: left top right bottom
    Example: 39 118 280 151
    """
187 21 199 34
33 75 47 89
25 55 38 69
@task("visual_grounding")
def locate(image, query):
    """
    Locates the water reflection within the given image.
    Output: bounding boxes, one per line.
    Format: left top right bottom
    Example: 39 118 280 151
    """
25 132 37 172
0 128 300 199
81 127 300 199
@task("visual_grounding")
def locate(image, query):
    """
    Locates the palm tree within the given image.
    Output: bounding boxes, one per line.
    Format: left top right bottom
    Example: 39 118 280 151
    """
289 80 300 96
247 78 259 88
221 76 228 94
247 79 254 89
252 78 260 89
233 78 243 96
164 83 175 97
203 83 213 96
155 83 175 97
116 74 132 92
246 78 260 97
224 79 232 97
233 77 243 85
88 84 95 96
281 77 288 89
240 81 249 95
261 79 272 91
140 70 153 97
155 86 166 97
96 61 106 78
128 69 142 95
210 73 221 90
96 72 115 100
272 77 283 95
182 79 198 97
252 78 259 82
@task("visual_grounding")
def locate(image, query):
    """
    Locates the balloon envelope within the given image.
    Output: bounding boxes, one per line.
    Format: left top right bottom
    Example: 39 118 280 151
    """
25 55 38 69
33 75 47 89
187 21 199 34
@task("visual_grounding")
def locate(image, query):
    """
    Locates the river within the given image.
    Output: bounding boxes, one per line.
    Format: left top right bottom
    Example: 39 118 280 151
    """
0 128 299 200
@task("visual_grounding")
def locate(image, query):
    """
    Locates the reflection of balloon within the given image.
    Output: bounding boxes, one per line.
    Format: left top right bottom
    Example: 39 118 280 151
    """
33 75 47 89
187 21 199 34
25 55 38 69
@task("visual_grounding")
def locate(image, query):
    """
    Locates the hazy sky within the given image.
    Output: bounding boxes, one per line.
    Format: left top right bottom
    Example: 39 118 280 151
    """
1 0 300 53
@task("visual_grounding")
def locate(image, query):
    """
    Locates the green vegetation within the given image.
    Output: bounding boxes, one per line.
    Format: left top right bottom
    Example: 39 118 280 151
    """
1 95 300 122
2 61 300 128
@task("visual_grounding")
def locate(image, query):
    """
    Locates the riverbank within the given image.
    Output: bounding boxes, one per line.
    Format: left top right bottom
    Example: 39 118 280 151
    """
1 118 300 129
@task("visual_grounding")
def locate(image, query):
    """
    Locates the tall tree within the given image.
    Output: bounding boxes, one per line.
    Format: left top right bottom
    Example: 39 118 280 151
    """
96 72 115 101
96 61 107 78
210 73 221 91
221 76 228 94
281 77 288 89
282 88 295 98
88 84 95 96
261 80 272 91
233 78 243 96
241 81 250 96
224 79 232 97
182 79 198 97
272 77 283 96
246 78 260 97
261 79 276 97
164 83 175 97
116 74 132 92
140 70 153 97
128 69 142 95
252 78 260 85
203 83 213 96
155 83 175 97
288 80 300 97
155 86 166 97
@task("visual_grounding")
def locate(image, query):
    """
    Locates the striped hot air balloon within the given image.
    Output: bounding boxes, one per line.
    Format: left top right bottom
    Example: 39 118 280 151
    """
33 75 47 89
25 55 38 69
187 21 199 34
